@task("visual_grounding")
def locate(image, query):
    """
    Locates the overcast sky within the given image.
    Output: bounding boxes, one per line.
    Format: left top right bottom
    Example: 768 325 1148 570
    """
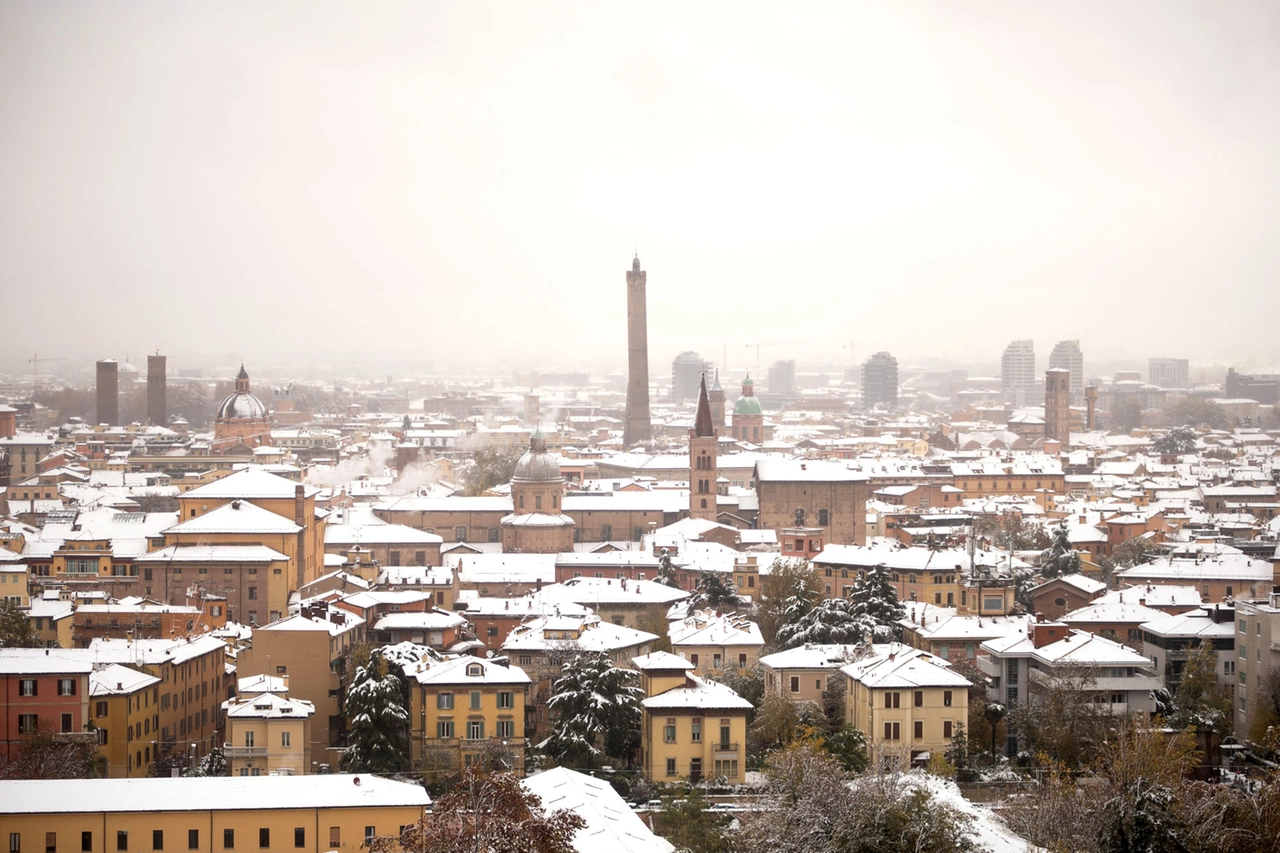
2 1 1278 379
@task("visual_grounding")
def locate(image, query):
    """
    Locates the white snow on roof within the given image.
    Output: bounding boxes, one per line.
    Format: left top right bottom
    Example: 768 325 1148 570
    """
0 774 428 815
840 644 971 689
183 467 320 501
522 767 675 853
403 654 532 687
136 544 289 563
641 673 753 710
164 500 302 535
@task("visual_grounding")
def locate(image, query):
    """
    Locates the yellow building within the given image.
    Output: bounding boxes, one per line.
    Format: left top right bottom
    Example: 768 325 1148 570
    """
667 610 765 673
236 604 366 771
0 562 29 606
402 654 532 779
89 663 162 778
840 644 971 765
222 691 315 777
634 651 751 784
0 774 429 852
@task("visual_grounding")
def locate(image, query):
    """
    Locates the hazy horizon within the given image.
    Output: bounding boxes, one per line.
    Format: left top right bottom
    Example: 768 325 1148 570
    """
3 2 1278 378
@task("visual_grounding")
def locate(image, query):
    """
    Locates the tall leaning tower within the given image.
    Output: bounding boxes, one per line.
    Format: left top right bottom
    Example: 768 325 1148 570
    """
624 255 652 446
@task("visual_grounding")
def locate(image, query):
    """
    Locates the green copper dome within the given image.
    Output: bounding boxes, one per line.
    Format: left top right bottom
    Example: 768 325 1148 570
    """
734 396 763 416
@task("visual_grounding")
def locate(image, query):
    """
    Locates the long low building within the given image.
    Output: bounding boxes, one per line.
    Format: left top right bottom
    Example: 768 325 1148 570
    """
0 774 429 852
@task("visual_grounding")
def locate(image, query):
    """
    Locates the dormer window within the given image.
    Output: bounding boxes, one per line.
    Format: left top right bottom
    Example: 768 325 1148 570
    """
466 664 483 677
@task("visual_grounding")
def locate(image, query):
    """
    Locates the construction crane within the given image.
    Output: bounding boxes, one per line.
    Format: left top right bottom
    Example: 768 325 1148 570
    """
28 353 67 393
743 341 801 377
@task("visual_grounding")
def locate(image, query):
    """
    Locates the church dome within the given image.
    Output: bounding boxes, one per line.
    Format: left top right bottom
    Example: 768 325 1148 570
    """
734 396 763 416
512 433 561 482
217 392 268 420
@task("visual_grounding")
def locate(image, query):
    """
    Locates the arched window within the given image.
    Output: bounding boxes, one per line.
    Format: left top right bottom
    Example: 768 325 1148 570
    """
939 643 950 659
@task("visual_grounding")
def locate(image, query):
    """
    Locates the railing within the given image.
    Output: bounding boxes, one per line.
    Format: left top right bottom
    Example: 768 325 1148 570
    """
222 744 266 758
713 742 739 754
52 732 99 745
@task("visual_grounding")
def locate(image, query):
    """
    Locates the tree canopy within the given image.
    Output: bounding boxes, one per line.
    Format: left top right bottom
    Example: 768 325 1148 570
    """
0 599 40 648
341 651 410 775
1152 425 1198 456
538 651 644 767
1041 521 1082 578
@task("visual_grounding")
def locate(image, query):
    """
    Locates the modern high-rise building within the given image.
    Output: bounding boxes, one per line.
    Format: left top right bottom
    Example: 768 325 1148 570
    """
147 353 167 426
671 351 711 402
768 359 796 396
1044 368 1071 446
1148 358 1189 389
96 359 119 426
1001 340 1037 406
624 256 652 446
861 351 899 410
1049 340 1084 404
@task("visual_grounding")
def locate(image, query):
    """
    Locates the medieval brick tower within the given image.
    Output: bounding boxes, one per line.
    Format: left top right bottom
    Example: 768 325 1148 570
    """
709 371 726 433
147 353 167 426
689 374 718 522
624 255 652 446
96 359 119 426
1044 368 1071 446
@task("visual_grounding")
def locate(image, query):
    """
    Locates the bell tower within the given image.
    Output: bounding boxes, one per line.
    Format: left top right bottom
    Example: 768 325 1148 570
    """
689 374 718 522
624 255 652 446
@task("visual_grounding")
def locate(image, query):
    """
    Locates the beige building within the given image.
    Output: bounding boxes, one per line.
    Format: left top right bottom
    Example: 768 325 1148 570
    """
222 691 315 777
635 652 751 785
1233 594 1280 745
668 611 764 673
759 644 860 707
841 644 971 765
0 774 429 852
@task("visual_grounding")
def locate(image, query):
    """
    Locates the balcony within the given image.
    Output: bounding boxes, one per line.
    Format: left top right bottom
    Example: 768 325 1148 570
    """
52 731 99 745
712 742 739 756
222 744 267 758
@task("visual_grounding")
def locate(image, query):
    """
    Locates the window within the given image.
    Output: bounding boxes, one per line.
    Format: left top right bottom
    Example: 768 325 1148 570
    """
116 832 128 852
83 834 93 853
258 829 269 849
10 833 19 853
914 721 923 739
294 828 305 849
58 679 76 696
153 830 163 850
938 644 950 659
691 718 702 743
245 731 255 747
739 653 748 667
790 676 800 693
470 691 481 710
224 829 234 849
389 550 401 567
665 757 677 776
664 719 677 743
328 827 340 848
600 524 612 541
364 828 376 844
1239 619 1247 633
496 719 514 738
282 731 291 747
18 714 38 734
497 692 513 709
944 720 953 738
437 721 454 738
884 722 901 740
454 526 467 542
96 700 109 717
690 654 699 667
46 835 57 853
913 691 923 707
884 692 900 709
943 690 953 707
19 679 36 696
720 723 731 747
714 759 739 778
438 693 454 710
467 720 484 740
187 830 198 850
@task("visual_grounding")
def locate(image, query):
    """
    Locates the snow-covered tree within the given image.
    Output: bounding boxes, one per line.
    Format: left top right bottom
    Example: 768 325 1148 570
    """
185 745 227 777
1152 425 1198 456
655 548 680 589
847 563 905 642
687 570 745 611
1041 521 1082 578
775 596 870 650
341 651 410 775
538 652 644 766
1169 638 1233 736
755 558 823 645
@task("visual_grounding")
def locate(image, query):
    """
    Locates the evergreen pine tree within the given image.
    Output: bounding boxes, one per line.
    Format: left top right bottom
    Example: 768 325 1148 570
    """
775 597 869 650
1041 522 1082 578
538 652 644 767
688 570 745 611
341 652 410 775
848 563 905 642
655 548 680 588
